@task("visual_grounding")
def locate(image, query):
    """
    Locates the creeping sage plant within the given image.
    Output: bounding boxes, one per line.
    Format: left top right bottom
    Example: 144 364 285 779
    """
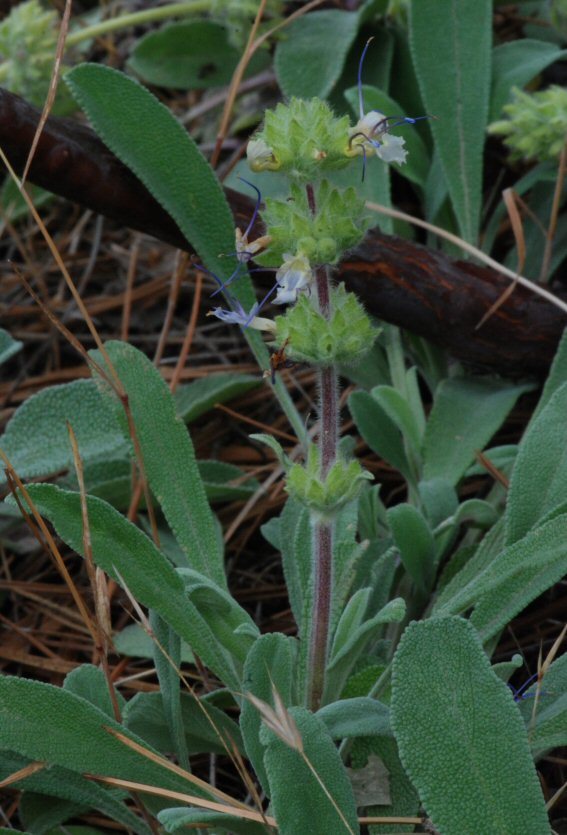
209 48 419 709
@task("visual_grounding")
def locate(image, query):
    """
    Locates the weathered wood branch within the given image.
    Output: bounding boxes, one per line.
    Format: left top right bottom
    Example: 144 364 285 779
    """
1 87 565 377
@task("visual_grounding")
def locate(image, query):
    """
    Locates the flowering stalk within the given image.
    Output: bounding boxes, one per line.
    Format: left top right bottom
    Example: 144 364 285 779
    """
207 39 423 712
305 180 340 709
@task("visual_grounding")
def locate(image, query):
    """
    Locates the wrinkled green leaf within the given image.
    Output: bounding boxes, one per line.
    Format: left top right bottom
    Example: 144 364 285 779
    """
262 708 359 835
532 327 567 422
20 793 84 835
506 381 567 545
518 651 567 755
276 498 312 630
0 675 217 801
14 484 253 690
65 62 303 441
240 633 297 795
0 380 125 481
92 341 223 585
409 0 492 241
198 460 259 502
275 10 360 100
325 598 406 700
0 751 146 835
371 384 424 455
63 663 126 720
391 618 551 835
150 611 189 768
317 697 391 740
435 512 567 631
65 64 239 295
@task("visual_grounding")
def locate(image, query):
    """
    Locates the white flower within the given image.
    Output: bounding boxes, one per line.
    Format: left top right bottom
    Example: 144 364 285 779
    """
375 132 407 165
247 137 278 172
348 111 408 166
274 253 312 305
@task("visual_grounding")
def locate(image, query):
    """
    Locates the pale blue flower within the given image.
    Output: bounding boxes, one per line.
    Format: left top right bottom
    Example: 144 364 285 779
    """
348 38 429 179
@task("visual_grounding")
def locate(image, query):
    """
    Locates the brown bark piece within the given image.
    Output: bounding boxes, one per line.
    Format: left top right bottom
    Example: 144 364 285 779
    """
1 87 565 377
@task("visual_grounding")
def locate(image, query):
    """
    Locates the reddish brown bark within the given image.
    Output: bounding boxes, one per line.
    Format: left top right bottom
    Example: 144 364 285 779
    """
1 87 565 377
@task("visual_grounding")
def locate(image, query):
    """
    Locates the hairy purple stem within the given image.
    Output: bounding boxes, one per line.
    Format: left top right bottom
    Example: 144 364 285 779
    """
306 183 339 710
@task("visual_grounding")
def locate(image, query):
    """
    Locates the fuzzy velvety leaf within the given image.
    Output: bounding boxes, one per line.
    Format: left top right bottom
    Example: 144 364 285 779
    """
65 64 235 293
158 808 267 835
409 0 492 242
113 622 194 663
128 20 265 90
173 373 260 423
423 377 532 487
506 381 567 545
0 380 125 481
240 633 297 795
262 708 359 835
387 504 435 592
63 664 126 720
0 751 147 835
531 328 567 422
391 617 551 835
435 512 567 635
0 674 217 801
0 326 22 366
14 484 253 690
91 341 224 585
150 612 189 768
317 697 391 740
123 691 242 756
518 651 567 755
275 10 360 100
490 39 567 122
348 390 413 484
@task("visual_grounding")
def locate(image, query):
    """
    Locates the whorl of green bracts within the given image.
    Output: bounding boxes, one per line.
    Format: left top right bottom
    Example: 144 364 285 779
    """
488 86 567 162
247 98 353 179
0 0 58 105
286 445 373 516
256 181 370 268
274 284 377 367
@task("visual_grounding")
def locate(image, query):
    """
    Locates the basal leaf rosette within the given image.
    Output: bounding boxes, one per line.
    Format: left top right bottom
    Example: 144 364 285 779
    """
256 181 370 268
247 98 353 180
274 284 377 367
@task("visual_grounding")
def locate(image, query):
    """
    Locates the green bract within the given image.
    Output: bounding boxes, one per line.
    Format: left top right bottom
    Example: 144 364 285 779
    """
248 98 353 179
0 0 58 105
286 445 373 516
488 85 567 162
274 284 377 367
256 180 370 267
